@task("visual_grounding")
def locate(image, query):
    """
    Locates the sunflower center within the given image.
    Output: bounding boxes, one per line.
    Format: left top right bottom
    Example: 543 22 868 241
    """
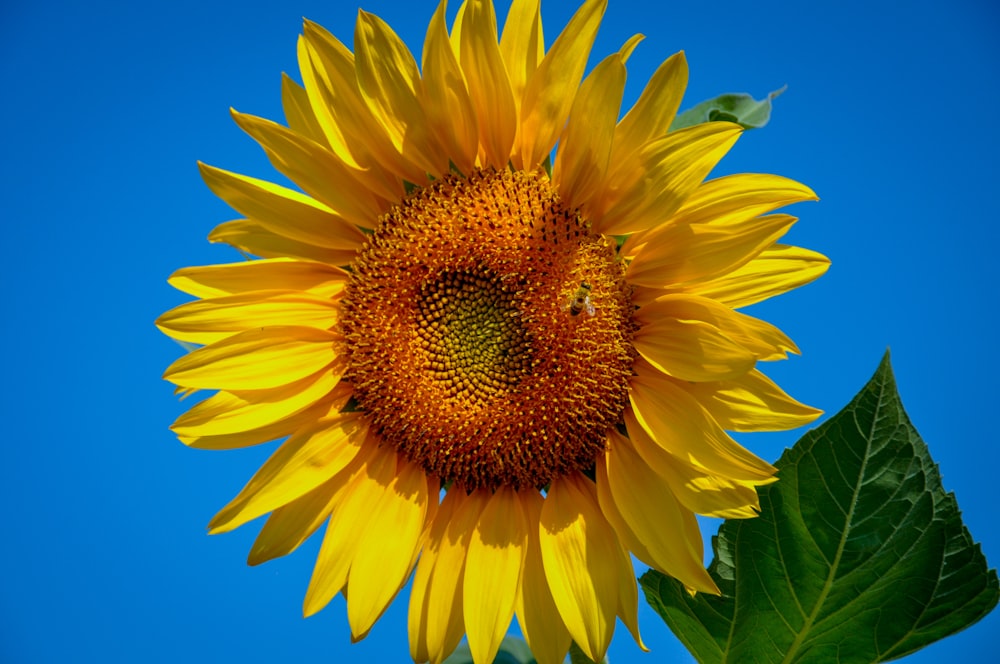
342 168 636 490
416 270 532 401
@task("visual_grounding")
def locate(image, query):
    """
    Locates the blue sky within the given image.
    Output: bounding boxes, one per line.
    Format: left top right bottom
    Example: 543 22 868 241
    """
2 0 997 661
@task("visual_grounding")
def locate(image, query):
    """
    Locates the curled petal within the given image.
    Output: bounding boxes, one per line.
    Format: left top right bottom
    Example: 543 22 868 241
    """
602 430 718 592
624 409 765 519
635 293 798 361
632 315 756 382
680 369 823 432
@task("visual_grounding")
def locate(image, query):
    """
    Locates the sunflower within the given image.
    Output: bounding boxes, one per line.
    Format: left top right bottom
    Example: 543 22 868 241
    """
158 1 829 662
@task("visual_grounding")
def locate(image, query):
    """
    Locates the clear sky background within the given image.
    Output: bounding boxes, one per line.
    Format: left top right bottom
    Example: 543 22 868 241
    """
2 0 997 661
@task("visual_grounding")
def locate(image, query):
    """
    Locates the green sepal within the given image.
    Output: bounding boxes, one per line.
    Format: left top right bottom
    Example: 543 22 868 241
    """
443 636 538 664
567 641 608 664
670 86 786 131
172 339 201 353
641 352 998 663
541 154 553 179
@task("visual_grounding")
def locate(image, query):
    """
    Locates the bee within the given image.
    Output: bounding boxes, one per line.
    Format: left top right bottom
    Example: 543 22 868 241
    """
565 281 596 317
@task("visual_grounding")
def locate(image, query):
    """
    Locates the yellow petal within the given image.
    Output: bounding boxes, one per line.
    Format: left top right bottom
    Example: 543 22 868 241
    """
297 23 410 196
686 243 831 308
281 73 329 148
177 389 348 450
416 488 489 664
630 364 775 481
602 431 719 592
208 218 361 265
622 169 804 270
459 0 517 168
554 46 629 209
612 537 648 651
626 214 797 289
594 122 742 236
539 472 618 664
681 368 823 432
156 291 339 346
515 0 606 170
167 258 347 299
608 51 688 169
296 29 363 170
624 412 763 519
163 326 340 391
669 172 817 226
621 172 815 262
498 0 543 120
174 385 198 400
170 368 343 439
248 475 344 565
303 442 387 617
198 162 367 250
463 486 528 664
594 462 658 568
632 316 756 382
208 412 368 534
599 451 722 602
635 293 798 361
355 10 447 178
409 487 459 664
347 454 433 640
231 110 385 227
449 1 467 57
421 0 478 174
514 490 572 664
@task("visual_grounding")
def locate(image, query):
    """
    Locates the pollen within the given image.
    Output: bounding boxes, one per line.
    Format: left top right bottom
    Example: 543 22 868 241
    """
341 168 636 490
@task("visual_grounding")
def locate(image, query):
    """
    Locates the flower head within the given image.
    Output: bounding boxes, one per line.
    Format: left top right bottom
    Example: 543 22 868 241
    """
158 1 829 662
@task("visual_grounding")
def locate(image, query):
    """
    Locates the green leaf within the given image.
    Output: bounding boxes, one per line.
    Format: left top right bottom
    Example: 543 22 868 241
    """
670 86 787 131
641 352 998 663
443 636 538 664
